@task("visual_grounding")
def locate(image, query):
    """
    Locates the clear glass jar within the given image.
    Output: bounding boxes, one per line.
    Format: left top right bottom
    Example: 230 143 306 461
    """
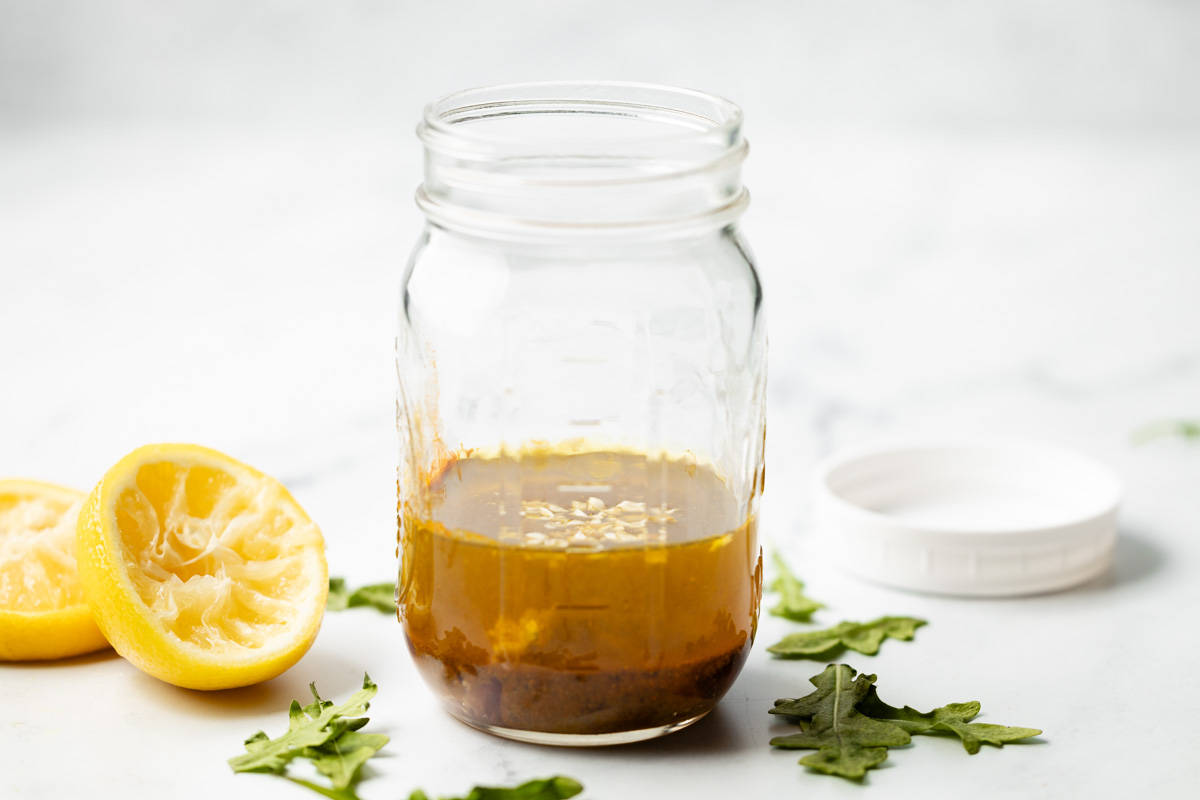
396 82 766 745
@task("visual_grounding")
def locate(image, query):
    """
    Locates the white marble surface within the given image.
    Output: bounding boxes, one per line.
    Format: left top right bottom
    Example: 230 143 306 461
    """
4 2 1200 798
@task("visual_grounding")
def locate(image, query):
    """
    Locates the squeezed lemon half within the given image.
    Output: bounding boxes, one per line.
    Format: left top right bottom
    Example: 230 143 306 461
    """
76 444 328 689
0 480 109 661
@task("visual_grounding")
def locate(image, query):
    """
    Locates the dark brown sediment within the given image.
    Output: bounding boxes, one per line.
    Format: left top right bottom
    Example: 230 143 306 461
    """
409 636 751 734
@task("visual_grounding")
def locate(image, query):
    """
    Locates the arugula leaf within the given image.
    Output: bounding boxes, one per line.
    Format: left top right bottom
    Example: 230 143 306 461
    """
771 665 1043 782
767 616 926 659
1133 419 1200 444
328 577 397 614
769 665 910 779
230 675 389 800
859 688 1041 754
230 675 380 774
768 553 823 622
407 776 584 800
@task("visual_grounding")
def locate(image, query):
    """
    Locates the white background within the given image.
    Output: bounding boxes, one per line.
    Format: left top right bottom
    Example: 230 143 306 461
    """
3 1 1199 798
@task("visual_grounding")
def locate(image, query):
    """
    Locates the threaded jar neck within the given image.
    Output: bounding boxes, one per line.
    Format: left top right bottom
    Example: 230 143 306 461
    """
416 82 749 239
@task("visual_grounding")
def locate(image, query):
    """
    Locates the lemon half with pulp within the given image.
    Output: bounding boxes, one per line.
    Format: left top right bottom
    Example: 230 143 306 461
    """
76 444 327 689
0 480 109 660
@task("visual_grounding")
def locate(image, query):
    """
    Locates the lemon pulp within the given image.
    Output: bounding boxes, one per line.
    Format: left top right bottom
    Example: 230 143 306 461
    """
77 444 327 689
0 480 108 661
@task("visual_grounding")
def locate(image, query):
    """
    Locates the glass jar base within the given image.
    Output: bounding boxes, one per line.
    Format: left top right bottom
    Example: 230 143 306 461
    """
451 711 711 747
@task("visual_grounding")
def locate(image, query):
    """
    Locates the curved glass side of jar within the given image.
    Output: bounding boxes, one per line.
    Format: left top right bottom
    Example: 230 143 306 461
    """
397 226 765 744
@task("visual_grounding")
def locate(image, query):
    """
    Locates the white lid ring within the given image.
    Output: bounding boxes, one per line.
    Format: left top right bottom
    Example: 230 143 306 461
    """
815 440 1121 596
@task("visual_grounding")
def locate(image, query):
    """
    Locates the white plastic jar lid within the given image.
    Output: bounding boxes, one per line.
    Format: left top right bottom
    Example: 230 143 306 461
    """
815 440 1122 596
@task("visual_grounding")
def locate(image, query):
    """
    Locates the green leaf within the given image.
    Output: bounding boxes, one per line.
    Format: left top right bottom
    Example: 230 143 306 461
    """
229 675 380 774
769 665 910 779
410 776 584 800
859 688 1041 754
462 776 585 800
767 616 926 659
1132 418 1200 445
346 583 398 613
770 665 1043 782
328 577 397 614
768 553 823 622
229 675 388 800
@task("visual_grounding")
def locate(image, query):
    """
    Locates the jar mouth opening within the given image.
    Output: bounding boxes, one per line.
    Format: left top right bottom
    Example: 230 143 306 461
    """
416 82 748 237
418 81 744 163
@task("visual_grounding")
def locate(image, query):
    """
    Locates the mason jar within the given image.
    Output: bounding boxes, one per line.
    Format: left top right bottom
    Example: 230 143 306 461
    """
396 82 766 745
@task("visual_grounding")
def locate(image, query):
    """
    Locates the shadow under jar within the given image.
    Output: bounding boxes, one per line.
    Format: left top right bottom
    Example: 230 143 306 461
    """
396 82 766 746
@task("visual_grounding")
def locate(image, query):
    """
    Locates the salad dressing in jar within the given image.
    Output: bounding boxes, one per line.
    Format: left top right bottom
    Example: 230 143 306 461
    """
397 83 766 745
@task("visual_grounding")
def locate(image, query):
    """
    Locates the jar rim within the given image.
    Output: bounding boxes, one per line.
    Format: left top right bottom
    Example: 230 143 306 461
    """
415 82 748 238
418 81 744 158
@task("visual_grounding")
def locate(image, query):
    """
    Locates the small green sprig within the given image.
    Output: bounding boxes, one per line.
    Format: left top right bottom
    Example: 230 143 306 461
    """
767 617 926 659
770 665 1041 780
1133 419 1200 445
769 664 909 777
768 553 824 622
407 776 584 800
327 578 397 614
229 675 388 800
